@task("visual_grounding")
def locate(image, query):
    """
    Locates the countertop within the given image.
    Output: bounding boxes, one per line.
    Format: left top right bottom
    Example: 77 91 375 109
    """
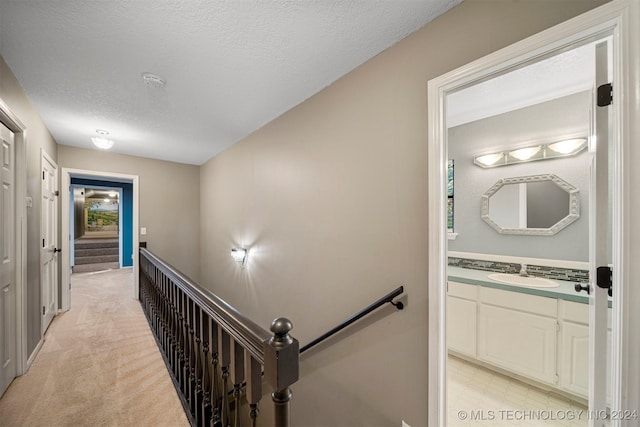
447 266 590 304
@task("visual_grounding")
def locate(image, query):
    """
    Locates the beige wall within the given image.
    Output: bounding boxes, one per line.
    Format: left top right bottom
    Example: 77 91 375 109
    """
199 1 608 425
58 146 201 282
1 55 58 356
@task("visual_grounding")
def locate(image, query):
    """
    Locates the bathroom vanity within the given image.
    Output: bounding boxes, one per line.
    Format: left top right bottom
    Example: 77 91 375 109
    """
447 266 611 402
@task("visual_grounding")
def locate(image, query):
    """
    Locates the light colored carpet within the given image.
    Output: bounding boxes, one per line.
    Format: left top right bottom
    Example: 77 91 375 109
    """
0 268 189 427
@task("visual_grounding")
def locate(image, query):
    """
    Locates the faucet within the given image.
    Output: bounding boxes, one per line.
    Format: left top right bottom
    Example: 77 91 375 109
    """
519 264 529 277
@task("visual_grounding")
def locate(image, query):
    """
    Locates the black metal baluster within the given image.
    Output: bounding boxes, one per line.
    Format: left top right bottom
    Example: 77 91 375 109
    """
218 328 231 427
232 341 245 427
211 321 222 427
245 355 261 427
201 313 213 427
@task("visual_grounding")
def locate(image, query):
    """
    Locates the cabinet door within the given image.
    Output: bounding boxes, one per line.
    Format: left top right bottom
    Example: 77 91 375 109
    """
559 321 589 397
447 296 476 357
478 303 557 384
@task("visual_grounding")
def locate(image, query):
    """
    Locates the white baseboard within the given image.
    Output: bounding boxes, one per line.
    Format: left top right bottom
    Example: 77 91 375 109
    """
25 338 44 372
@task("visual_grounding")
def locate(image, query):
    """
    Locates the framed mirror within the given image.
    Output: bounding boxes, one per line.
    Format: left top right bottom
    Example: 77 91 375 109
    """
481 173 579 235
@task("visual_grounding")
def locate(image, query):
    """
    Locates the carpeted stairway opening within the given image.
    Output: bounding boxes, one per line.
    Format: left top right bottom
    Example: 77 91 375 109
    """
73 237 120 273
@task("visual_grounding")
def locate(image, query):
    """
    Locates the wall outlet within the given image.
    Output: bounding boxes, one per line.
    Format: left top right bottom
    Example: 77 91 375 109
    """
140 227 147 235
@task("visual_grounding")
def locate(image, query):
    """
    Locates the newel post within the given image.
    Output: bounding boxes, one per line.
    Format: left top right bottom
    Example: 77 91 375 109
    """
264 317 299 427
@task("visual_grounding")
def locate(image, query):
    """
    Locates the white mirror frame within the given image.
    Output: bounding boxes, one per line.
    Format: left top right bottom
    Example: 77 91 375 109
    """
427 2 639 426
481 173 579 235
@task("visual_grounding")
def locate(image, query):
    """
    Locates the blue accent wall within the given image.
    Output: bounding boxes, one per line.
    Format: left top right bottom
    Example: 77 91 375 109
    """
71 178 134 267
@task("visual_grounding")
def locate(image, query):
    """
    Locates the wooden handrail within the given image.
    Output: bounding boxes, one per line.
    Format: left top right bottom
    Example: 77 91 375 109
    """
138 247 299 427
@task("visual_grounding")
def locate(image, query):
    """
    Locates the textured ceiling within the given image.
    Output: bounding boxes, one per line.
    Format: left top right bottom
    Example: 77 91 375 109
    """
0 0 461 165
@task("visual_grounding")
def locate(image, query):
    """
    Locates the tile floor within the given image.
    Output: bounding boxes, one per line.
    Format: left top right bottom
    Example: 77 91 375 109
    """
447 356 593 427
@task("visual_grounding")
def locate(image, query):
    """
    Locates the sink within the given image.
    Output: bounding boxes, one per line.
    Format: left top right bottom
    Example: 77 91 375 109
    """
487 273 559 288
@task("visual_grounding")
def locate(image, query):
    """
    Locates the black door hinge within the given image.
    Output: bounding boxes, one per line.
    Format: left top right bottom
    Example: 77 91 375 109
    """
42 306 45 315
597 83 613 107
597 266 613 297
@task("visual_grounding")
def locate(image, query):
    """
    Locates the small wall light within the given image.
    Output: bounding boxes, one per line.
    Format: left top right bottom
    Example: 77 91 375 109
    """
474 137 587 168
231 248 247 265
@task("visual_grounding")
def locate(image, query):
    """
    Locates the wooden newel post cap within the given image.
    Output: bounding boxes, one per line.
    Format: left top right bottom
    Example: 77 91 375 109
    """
270 318 293 339
264 317 299 391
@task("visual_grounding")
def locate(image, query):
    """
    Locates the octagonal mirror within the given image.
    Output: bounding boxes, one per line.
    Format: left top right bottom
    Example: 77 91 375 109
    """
481 174 579 235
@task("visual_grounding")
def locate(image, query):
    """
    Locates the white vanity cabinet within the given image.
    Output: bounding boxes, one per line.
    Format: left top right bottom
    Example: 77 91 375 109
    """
558 300 612 401
477 287 558 385
558 300 589 397
446 280 612 400
447 282 477 357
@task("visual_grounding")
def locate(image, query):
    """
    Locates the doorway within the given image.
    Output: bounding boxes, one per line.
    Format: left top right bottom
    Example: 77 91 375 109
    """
60 169 139 312
427 2 639 426
70 184 122 274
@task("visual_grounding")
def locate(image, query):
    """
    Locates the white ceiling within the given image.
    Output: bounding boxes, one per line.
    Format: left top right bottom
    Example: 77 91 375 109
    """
447 41 598 128
0 0 461 165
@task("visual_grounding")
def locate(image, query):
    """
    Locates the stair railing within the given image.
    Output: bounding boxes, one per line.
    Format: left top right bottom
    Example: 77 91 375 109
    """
299 286 405 354
139 248 299 427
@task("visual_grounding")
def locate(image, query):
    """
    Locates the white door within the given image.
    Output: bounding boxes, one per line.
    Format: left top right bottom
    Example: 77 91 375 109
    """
0 121 16 396
41 150 58 334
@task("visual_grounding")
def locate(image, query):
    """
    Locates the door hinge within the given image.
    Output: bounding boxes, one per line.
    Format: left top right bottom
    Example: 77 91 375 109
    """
597 83 613 107
42 306 45 316
54 190 59 196
597 266 613 297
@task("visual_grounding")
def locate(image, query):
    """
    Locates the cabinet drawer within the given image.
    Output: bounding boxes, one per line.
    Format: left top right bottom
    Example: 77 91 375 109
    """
448 281 477 300
480 286 557 317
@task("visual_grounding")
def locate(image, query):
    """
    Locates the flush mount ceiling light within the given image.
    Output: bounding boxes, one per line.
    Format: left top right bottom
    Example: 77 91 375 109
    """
91 129 114 150
231 248 248 266
141 72 166 89
474 137 587 168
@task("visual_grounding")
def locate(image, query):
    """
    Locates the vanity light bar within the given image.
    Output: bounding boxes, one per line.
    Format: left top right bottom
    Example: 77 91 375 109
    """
473 137 587 168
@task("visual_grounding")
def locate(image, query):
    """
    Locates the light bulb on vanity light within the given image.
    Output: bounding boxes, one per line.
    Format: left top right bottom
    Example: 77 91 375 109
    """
548 138 587 155
474 152 504 167
509 146 541 161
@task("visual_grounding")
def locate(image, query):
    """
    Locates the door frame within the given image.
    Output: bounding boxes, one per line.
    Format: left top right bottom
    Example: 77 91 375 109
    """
60 168 139 311
0 98 28 376
427 1 639 425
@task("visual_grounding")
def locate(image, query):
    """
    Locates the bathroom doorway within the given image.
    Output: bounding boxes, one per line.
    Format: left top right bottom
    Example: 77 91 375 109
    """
427 3 638 425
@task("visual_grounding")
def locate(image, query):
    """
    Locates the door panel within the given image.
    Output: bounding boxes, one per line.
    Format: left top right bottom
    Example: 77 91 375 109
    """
0 122 16 397
41 151 58 334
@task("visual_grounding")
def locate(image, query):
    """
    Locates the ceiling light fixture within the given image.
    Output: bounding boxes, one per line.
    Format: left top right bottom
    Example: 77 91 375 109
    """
474 137 587 168
109 192 117 197
142 72 166 89
91 129 114 150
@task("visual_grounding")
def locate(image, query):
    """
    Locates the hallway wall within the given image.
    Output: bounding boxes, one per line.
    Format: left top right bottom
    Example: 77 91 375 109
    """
58 146 201 282
1 55 58 358
198 1 609 425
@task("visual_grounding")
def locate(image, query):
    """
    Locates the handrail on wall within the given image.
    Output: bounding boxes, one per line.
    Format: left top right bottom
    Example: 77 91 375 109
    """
139 248 299 427
299 286 405 354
